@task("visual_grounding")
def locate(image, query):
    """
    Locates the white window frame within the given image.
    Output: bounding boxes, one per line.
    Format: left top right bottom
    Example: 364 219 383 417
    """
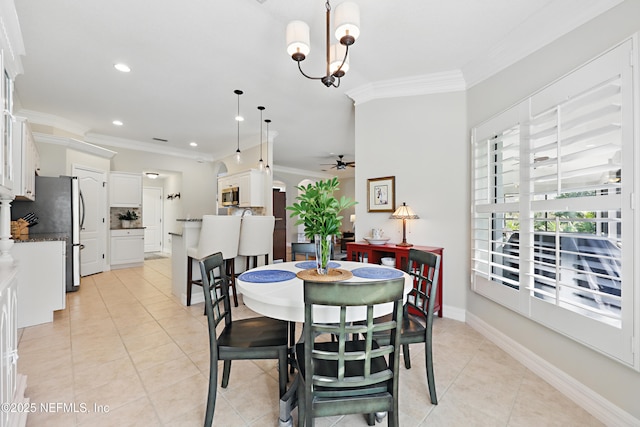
471 36 639 369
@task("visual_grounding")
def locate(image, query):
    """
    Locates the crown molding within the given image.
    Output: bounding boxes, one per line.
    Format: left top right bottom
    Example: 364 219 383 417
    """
33 132 117 159
347 0 622 103
272 164 334 179
462 0 624 88
17 109 90 137
346 70 466 105
84 133 215 163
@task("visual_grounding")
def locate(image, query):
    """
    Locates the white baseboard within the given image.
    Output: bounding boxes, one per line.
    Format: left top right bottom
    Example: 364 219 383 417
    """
466 312 639 427
442 304 466 322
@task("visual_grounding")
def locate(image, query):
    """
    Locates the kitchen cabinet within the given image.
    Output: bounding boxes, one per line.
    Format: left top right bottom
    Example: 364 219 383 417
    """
111 228 144 268
12 117 39 201
0 52 15 196
110 172 142 207
11 240 66 327
0 265 27 427
217 169 264 207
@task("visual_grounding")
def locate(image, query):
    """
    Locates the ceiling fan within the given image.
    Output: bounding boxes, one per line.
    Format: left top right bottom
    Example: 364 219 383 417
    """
321 155 355 170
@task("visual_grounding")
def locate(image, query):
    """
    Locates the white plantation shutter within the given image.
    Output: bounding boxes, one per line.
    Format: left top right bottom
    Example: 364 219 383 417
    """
471 38 636 367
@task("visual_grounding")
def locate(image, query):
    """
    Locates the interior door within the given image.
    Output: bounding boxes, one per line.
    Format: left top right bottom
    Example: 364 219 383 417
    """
73 165 107 276
143 186 163 252
272 188 287 262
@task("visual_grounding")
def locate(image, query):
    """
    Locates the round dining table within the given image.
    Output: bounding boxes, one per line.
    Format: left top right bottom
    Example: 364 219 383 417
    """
237 260 412 427
236 260 413 324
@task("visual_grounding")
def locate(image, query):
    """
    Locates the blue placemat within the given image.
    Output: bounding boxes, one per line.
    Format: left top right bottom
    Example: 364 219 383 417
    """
351 267 404 279
294 261 340 270
238 270 297 283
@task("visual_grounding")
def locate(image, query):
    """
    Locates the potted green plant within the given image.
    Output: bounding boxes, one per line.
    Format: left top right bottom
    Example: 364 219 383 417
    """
118 210 139 228
287 177 356 274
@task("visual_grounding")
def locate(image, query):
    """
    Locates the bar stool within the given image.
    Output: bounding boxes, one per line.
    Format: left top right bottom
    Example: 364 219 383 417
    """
186 215 241 307
238 216 275 271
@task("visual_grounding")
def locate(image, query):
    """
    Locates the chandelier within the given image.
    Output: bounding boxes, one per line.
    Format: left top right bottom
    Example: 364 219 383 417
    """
286 1 360 88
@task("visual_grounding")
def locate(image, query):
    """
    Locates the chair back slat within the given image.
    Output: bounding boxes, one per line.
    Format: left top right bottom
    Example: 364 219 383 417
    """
302 278 404 395
291 242 316 261
405 249 441 320
199 252 232 332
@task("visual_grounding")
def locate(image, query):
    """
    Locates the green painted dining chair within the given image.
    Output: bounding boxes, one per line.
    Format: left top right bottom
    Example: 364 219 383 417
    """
291 241 339 262
370 248 441 405
296 277 405 427
199 252 289 426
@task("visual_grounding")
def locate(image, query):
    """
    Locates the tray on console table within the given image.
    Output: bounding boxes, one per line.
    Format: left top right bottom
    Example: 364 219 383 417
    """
346 241 444 317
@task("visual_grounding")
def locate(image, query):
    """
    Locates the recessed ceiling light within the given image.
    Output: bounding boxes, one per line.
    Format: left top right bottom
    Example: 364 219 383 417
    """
190 142 198 147
112 120 123 126
114 63 131 73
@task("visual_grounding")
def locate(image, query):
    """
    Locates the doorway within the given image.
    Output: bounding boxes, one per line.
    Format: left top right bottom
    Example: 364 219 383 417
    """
273 188 286 262
72 164 107 276
143 186 163 252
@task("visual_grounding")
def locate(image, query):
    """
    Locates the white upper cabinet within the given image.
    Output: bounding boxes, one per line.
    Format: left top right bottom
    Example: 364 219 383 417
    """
0 0 25 198
218 169 265 207
12 117 39 201
110 172 142 207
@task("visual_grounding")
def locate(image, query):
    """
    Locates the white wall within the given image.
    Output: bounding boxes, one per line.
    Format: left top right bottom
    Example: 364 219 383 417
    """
466 0 640 420
102 145 217 219
354 91 468 317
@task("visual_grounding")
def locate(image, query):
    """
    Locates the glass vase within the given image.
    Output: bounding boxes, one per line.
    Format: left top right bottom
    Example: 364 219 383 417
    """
314 234 332 275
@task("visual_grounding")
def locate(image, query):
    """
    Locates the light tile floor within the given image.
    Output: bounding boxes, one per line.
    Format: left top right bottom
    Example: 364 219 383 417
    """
17 257 603 426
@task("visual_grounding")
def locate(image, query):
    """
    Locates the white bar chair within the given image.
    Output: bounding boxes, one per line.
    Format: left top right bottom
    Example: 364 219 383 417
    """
186 215 241 306
238 216 275 271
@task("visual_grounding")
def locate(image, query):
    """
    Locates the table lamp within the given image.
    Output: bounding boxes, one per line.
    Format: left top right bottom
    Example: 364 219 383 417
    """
390 202 419 247
350 214 356 232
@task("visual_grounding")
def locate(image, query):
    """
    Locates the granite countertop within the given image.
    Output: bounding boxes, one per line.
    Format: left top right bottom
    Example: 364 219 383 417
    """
13 232 68 243
176 218 202 222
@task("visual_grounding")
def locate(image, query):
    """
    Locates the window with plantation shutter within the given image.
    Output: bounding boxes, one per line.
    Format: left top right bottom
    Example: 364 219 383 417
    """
471 38 637 368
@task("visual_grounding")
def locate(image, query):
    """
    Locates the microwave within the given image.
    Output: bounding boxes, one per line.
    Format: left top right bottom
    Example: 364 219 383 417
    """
221 186 239 206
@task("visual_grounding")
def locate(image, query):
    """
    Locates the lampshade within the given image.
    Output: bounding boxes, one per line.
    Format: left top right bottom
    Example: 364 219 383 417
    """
391 202 418 247
390 203 419 220
329 43 349 75
286 20 311 57
350 214 356 223
334 2 360 43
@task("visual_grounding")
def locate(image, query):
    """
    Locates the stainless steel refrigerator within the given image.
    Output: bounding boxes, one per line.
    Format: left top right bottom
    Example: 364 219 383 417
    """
11 176 83 292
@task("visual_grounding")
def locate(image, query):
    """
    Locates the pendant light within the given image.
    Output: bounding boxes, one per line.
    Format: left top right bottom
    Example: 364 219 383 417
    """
234 90 244 164
257 106 265 171
265 119 271 175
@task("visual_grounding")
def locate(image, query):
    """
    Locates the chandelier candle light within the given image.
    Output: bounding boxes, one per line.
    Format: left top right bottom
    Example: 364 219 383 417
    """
234 89 244 164
391 202 419 247
286 1 360 88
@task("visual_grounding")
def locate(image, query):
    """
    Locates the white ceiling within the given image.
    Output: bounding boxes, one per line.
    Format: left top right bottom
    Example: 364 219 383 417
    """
12 0 621 175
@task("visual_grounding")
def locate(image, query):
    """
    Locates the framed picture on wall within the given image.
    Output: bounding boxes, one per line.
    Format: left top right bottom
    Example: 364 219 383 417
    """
367 176 396 212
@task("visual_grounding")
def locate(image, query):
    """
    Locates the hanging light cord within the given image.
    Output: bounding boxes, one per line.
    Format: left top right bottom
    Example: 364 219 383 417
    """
265 119 271 174
234 89 243 160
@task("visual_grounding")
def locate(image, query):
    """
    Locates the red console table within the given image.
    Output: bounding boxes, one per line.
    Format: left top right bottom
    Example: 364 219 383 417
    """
346 242 444 317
